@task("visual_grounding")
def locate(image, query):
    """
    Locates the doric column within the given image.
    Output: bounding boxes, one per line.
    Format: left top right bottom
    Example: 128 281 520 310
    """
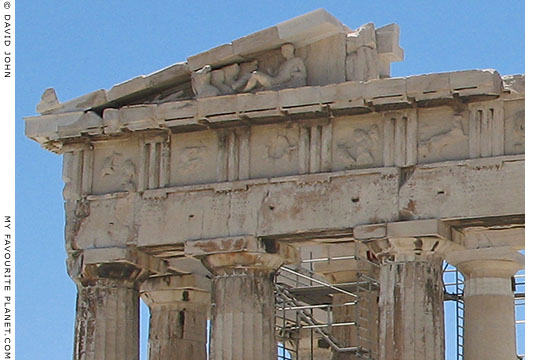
67 248 165 360
314 246 379 360
185 236 297 360
447 247 523 360
355 220 458 360
140 274 210 360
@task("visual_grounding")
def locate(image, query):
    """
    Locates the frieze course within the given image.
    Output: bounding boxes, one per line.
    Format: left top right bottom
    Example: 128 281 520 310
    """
25 69 508 149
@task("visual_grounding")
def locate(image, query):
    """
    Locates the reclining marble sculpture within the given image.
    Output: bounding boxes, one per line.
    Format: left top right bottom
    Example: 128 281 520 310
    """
193 43 307 98
239 43 307 92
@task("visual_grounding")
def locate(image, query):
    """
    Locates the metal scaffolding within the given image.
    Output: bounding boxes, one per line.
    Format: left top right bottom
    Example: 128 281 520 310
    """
274 245 379 359
274 252 525 360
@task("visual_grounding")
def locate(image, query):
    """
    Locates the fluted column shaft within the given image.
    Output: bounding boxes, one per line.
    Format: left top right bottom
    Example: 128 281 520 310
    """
211 269 276 360
147 301 207 359
186 236 296 360
72 263 147 360
200 251 285 360
364 235 453 360
378 257 445 360
141 275 210 360
463 276 515 360
448 248 524 360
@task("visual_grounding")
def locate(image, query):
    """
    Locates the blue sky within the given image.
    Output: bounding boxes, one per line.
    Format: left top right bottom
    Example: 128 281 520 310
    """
15 1 524 359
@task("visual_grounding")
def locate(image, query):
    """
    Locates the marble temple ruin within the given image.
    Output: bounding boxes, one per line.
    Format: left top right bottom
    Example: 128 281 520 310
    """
25 9 524 360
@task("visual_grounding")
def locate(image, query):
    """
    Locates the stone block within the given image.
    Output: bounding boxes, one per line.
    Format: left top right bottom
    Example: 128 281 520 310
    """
106 76 149 102
362 77 408 105
132 167 401 247
276 8 347 46
168 257 212 277
40 89 108 115
103 108 121 134
232 26 281 55
118 104 161 131
301 33 347 86
197 94 238 118
346 23 377 53
353 223 387 240
36 88 60 114
398 156 524 220
146 62 191 88
81 247 168 274
140 288 210 307
335 81 366 100
326 81 369 110
375 23 404 61
454 227 525 250
25 111 87 142
57 111 103 138
386 219 451 240
140 274 211 293
185 236 264 257
278 86 320 109
365 77 406 100
156 100 197 121
319 83 338 103
237 91 278 113
406 73 452 101
449 69 503 97
255 168 399 236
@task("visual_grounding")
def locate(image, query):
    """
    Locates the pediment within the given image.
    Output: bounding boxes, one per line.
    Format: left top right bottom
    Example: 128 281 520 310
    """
36 9 404 115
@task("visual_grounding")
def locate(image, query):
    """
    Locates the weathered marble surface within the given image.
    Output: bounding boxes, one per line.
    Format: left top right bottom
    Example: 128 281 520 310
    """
25 9 524 360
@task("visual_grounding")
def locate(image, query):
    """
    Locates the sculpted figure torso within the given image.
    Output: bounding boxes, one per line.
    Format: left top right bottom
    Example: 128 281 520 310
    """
240 44 307 92
192 65 220 99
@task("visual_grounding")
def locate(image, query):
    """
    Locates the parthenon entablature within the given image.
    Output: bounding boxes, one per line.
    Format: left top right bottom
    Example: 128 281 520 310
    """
25 8 524 360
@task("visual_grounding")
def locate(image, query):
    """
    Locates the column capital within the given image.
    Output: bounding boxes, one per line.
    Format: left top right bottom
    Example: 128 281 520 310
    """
354 220 461 262
67 247 168 287
140 274 211 309
185 236 298 275
446 247 524 278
